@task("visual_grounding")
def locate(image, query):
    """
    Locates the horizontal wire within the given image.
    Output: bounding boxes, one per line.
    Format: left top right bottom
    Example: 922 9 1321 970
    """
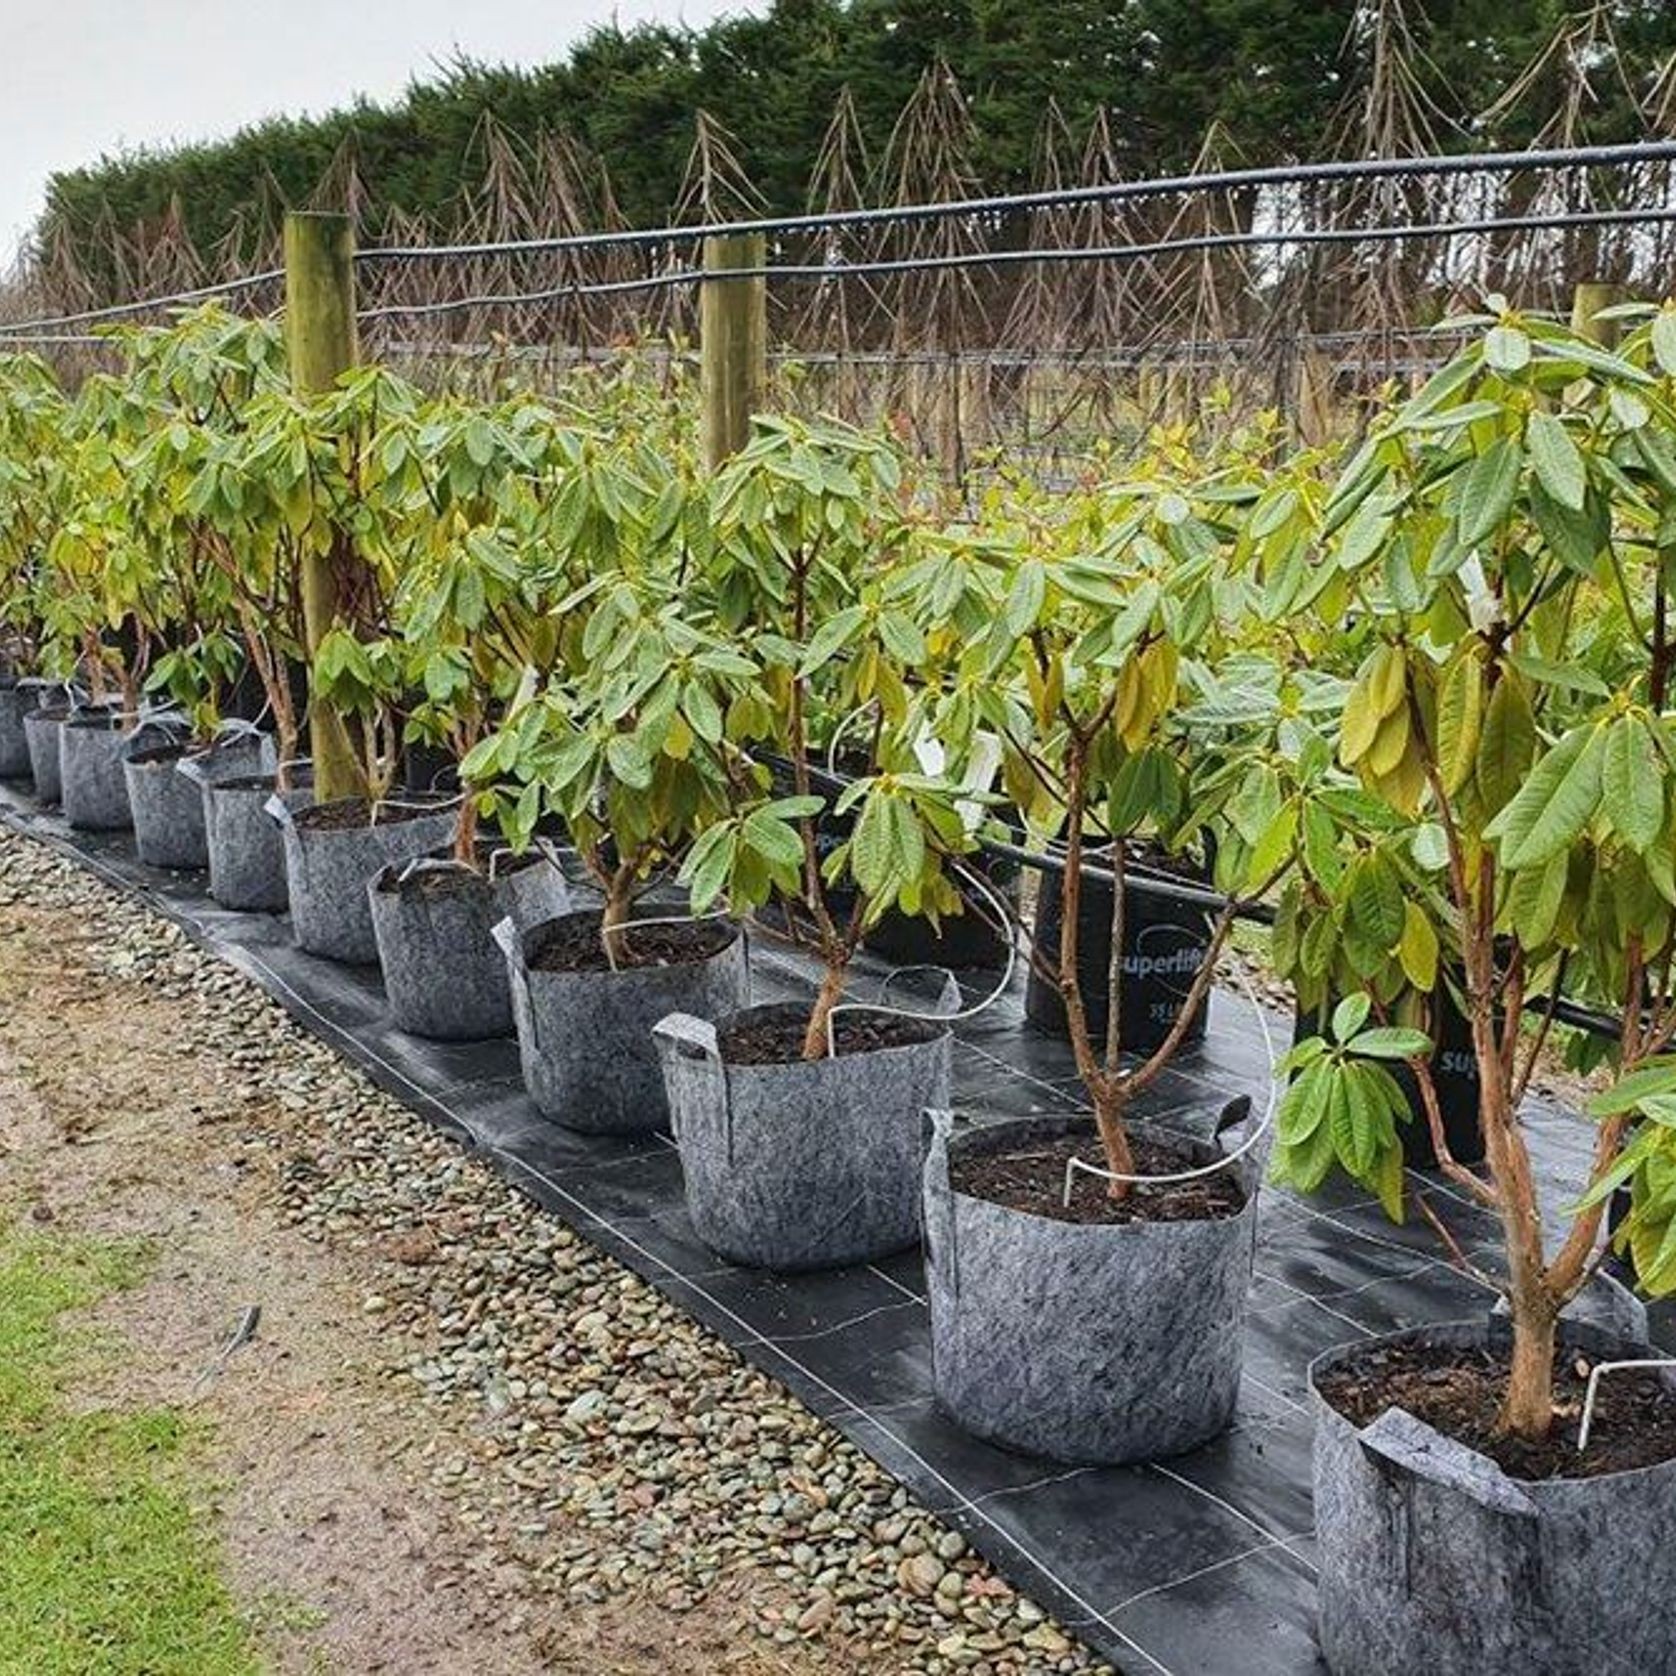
0 333 114 348
0 268 283 339
358 202 1676 322
8 142 1673 343
353 137 1676 262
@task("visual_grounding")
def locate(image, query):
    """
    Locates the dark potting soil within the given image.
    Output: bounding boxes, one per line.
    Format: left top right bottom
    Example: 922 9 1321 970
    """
950 1130 1247 1227
127 741 192 768
527 914 734 974
718 1006 944 1066
1316 1337 1676 1480
377 849 544 899
66 712 124 732
292 796 448 834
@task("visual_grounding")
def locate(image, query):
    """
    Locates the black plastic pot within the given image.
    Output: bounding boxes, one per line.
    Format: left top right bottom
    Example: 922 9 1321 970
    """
0 681 37 777
1293 988 1487 1170
922 1110 1263 1464
1311 1314 1676 1676
60 708 137 831
198 769 310 912
402 739 457 798
224 652 307 726
657 1002 952 1271
1024 846 1213 1056
268 796 458 964
497 909 750 1135
369 849 571 1040
23 706 73 803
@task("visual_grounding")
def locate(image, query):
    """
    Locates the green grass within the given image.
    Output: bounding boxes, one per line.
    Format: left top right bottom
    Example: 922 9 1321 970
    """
0 1220 260 1676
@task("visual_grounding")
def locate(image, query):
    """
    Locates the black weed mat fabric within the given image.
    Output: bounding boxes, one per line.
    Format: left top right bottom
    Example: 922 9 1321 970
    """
4 779 1665 1676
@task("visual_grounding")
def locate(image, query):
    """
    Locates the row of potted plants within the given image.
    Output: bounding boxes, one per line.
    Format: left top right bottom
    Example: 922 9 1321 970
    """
5 298 1676 1672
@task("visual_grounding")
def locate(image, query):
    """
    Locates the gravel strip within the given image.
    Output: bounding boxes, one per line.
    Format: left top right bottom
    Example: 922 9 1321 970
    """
0 828 1113 1676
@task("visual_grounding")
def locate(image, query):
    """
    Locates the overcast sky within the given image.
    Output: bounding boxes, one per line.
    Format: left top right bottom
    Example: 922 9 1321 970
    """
4 0 756 262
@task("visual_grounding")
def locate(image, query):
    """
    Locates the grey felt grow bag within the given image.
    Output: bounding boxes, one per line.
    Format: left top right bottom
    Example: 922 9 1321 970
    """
922 1110 1263 1464
496 909 748 1135
0 683 37 777
23 706 72 802
125 724 275 870
658 1002 952 1271
60 710 138 831
369 851 572 1040
268 796 458 964
198 771 310 912
1310 1313 1676 1676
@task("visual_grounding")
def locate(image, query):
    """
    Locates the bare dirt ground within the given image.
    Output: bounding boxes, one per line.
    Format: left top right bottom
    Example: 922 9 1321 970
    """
0 880 834 1676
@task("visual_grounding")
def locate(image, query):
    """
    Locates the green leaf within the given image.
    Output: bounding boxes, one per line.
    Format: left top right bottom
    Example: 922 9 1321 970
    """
1348 1026 1433 1060
1507 652 1609 699
1349 852 1404 950
742 810 804 871
681 824 737 911
1455 436 1522 548
1332 993 1371 1044
1005 561 1047 636
1484 325 1531 374
683 681 723 746
1301 800 1344 891
1587 1061 1676 1118
1569 1128 1657 1214
1335 500 1391 573
1530 483 1608 574
1525 411 1586 512
1247 802 1298 890
1488 723 1605 869
797 606 864 676
1653 310 1676 378
1279 1059 1331 1144
605 734 653 790
1505 848 1568 947
1602 716 1665 853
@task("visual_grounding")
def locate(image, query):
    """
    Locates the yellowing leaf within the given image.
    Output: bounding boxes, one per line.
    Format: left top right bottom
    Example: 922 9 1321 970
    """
1474 674 1536 817
1398 901 1440 992
1340 679 1381 767
1366 706 1411 778
1367 644 1408 720
1436 651 1484 795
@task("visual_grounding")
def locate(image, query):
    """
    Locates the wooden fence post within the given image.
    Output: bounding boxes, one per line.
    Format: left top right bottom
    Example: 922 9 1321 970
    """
1570 280 1624 348
701 232 767 471
284 210 365 803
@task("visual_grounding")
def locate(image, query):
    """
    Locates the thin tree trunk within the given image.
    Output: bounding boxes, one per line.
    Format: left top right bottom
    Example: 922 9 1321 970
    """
1502 1295 1558 1436
1103 841 1127 1073
599 868 634 968
1466 905 1557 1439
802 960 847 1061
1090 1078 1136 1193
83 632 106 704
453 796 479 866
